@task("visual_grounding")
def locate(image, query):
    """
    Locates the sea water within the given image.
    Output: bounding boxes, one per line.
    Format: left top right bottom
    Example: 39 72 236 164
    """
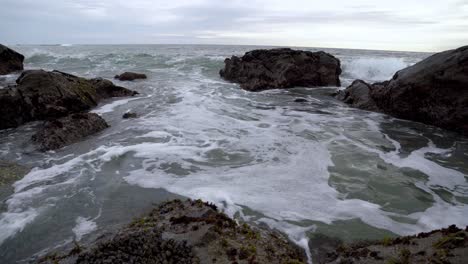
0 45 467 263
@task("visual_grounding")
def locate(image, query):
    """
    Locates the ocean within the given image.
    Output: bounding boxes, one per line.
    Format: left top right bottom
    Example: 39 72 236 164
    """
0 44 467 263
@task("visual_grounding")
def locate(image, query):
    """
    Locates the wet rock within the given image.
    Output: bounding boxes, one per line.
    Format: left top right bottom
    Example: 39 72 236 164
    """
32 113 109 151
335 80 380 111
294 98 309 103
122 112 138 119
41 199 306 264
0 160 30 187
337 45 468 135
220 48 341 91
322 225 468 264
0 44 24 75
0 70 137 130
114 72 147 81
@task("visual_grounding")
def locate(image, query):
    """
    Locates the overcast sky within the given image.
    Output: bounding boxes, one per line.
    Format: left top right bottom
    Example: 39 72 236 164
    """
1 0 467 51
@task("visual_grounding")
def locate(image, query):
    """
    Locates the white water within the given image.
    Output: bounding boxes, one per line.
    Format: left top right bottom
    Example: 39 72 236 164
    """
0 45 466 263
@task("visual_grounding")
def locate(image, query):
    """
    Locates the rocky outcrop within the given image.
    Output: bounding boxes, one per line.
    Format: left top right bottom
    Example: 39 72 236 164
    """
32 113 109 151
336 46 468 134
114 72 147 81
0 44 24 75
220 48 341 91
39 199 306 264
321 225 468 264
0 70 138 130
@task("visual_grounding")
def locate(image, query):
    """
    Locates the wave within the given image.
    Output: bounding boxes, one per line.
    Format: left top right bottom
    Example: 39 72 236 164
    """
342 57 412 82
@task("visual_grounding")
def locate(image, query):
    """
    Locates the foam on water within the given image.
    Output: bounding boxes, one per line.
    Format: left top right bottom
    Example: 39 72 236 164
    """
0 45 465 264
72 217 97 241
0 208 39 245
91 95 152 115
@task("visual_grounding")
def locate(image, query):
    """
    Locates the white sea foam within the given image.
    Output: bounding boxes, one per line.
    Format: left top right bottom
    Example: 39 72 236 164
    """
0 208 39 244
72 217 97 241
91 95 151 115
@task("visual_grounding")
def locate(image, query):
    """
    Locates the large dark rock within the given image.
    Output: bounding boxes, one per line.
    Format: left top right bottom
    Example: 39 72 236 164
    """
336 46 468 134
0 70 137 130
0 44 24 75
114 72 147 81
32 113 109 151
220 48 341 91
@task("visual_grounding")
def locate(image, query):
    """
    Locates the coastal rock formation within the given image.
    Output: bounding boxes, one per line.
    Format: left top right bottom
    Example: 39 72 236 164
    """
0 70 138 130
220 48 341 91
32 113 109 151
336 46 468 134
321 225 468 264
114 72 147 81
0 44 24 75
39 199 306 264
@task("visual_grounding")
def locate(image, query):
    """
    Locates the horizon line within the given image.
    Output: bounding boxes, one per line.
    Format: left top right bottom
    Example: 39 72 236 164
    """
5 43 435 54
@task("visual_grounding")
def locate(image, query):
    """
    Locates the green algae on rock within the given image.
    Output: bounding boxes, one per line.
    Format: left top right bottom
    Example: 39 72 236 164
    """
39 199 307 264
321 225 468 264
0 160 30 187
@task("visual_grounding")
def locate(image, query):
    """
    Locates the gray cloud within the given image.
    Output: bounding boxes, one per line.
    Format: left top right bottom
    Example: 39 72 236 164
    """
0 0 466 51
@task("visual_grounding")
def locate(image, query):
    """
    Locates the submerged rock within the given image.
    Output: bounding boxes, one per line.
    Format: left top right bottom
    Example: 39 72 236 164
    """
336 46 468 134
39 199 306 264
114 72 147 81
0 44 24 75
32 113 109 151
220 48 341 91
122 112 138 119
294 98 309 103
0 70 137 130
321 225 468 264
0 160 30 187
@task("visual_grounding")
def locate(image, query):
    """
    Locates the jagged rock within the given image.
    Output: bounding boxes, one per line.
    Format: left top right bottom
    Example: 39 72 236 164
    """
0 70 138 130
336 46 468 134
39 199 307 264
322 225 468 264
114 72 147 81
0 44 24 75
220 48 341 91
32 113 109 151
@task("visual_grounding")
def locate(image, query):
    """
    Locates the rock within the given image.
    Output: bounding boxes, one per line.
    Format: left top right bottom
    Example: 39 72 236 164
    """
294 98 309 103
0 44 24 75
336 46 468 134
0 160 30 187
114 72 147 81
0 70 137 130
40 199 307 264
335 80 380 111
32 113 109 151
220 48 341 91
322 225 468 264
122 112 138 119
